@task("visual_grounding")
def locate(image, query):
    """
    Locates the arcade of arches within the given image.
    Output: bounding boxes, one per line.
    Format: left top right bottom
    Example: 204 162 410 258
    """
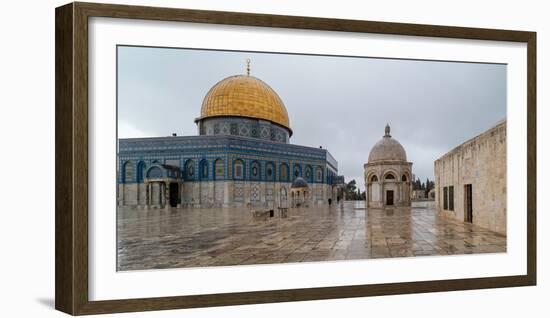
364 124 412 208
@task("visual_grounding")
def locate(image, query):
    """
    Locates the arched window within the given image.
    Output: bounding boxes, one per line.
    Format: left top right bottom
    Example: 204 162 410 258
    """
266 162 275 181
401 174 408 182
199 160 209 180
147 166 163 179
184 160 194 181
280 186 287 200
233 159 244 179
385 173 396 180
370 175 378 182
293 164 301 180
136 161 146 183
123 161 133 183
305 165 313 182
250 161 261 180
316 166 323 182
280 163 289 182
214 159 224 180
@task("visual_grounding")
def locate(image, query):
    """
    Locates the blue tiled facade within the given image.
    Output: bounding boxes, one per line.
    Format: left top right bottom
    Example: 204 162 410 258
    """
118 134 338 185
198 117 291 143
117 70 342 208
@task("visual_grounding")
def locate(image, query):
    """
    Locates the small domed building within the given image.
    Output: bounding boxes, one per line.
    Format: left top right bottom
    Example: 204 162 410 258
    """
364 124 412 207
117 60 342 209
290 177 310 207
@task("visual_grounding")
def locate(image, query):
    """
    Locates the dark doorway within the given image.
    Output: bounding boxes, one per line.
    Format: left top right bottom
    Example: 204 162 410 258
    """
386 190 394 206
465 184 473 223
169 183 179 207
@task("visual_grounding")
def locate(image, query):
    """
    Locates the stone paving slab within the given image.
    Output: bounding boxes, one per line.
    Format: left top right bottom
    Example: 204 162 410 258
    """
117 201 506 271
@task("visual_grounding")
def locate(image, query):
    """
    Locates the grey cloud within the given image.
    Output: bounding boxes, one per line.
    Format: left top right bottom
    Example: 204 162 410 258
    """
118 46 506 191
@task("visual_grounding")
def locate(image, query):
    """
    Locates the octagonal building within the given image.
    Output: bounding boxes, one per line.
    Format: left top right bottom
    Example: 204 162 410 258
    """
364 124 412 207
117 61 342 209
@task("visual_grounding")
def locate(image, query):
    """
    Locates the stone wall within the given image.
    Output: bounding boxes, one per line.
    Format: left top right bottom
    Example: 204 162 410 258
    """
119 181 335 208
119 183 147 206
412 190 427 199
434 120 506 235
364 162 412 207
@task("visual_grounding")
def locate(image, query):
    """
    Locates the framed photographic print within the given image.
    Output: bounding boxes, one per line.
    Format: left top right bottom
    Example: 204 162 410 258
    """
55 2 536 315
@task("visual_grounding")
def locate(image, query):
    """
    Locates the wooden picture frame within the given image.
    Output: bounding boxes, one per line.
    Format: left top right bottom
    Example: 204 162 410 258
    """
55 2 536 315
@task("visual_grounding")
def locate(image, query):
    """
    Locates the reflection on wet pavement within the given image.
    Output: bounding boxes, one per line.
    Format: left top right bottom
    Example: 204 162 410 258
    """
117 201 506 271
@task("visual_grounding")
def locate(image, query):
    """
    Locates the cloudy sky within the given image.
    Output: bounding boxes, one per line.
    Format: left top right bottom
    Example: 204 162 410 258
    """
118 46 506 191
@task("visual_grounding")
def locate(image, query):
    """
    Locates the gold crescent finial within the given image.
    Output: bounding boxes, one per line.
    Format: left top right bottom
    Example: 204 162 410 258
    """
246 58 251 76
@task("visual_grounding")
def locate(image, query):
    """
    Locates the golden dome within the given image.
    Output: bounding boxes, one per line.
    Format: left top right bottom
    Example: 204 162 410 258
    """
198 74 290 131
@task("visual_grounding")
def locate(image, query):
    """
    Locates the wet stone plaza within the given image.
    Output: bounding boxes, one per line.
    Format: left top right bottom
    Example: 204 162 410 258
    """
117 201 506 271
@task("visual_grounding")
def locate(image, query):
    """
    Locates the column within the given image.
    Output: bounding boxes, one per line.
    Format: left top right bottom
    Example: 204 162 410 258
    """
120 184 125 206
399 182 405 205
165 182 170 209
159 182 163 207
181 182 187 207
366 184 369 207
150 183 154 207
145 182 150 208
380 183 384 207
177 182 182 208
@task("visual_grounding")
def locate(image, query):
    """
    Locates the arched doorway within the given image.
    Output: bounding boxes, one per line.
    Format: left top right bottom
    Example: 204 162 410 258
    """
169 183 179 207
386 190 394 205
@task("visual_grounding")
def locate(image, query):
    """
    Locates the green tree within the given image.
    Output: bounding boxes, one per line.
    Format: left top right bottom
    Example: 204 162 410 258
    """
413 178 422 190
343 179 365 200
425 178 434 197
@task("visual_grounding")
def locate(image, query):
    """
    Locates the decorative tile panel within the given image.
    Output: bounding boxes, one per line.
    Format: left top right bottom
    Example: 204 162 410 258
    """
250 182 260 202
234 181 244 202
266 187 274 202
